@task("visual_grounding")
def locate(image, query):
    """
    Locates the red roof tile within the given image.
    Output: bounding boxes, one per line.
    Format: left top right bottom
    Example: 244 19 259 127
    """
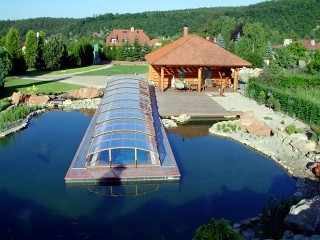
297 40 320 50
145 34 252 67
106 27 157 46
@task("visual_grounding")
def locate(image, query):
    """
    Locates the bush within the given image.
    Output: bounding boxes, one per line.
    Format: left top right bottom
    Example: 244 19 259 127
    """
0 99 10 111
193 218 242 240
286 123 304 135
258 196 297 239
258 91 266 105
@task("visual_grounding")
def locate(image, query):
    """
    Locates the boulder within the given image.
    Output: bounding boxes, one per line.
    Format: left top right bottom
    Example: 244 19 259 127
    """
27 95 50 105
246 120 272 136
162 119 177 128
284 195 320 233
171 114 191 123
238 111 256 128
290 137 317 153
68 88 102 99
11 92 28 105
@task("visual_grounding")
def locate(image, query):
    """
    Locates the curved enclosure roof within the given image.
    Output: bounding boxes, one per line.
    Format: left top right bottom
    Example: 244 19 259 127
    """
86 76 160 167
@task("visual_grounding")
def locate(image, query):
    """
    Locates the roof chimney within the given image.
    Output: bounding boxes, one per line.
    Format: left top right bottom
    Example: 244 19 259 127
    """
183 25 188 37
131 27 134 33
311 39 315 46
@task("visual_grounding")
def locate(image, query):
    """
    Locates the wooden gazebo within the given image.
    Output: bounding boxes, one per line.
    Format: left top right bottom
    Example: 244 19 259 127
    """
145 31 252 92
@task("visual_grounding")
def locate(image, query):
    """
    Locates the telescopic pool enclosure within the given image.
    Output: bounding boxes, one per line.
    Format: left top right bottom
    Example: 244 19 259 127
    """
65 75 180 185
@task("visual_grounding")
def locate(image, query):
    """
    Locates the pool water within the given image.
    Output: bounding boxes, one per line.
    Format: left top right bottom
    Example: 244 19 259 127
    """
0 110 296 240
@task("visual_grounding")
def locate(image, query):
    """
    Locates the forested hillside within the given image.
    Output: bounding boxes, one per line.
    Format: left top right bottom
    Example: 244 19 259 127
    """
0 0 319 44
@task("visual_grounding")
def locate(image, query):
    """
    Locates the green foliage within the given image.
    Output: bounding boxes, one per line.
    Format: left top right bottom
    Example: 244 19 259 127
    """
274 99 281 111
273 47 297 69
259 196 297 239
0 105 39 131
216 33 225 49
263 116 273 120
35 30 46 70
193 218 242 240
286 123 304 135
217 122 240 133
308 49 320 74
0 98 10 111
76 65 148 76
265 41 273 57
258 91 266 104
43 35 68 70
68 37 93 68
247 80 320 125
287 42 308 64
311 128 320 142
266 94 276 109
5 27 27 74
24 30 38 69
0 48 8 91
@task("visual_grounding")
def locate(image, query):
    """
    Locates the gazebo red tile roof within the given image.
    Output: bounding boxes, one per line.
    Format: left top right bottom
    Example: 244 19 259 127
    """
145 34 252 67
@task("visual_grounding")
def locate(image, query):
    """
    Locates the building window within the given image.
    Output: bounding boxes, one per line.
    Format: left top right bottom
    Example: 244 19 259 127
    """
111 39 117 43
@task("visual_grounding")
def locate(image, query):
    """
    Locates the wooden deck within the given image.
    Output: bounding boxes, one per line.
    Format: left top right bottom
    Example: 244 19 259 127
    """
156 86 240 117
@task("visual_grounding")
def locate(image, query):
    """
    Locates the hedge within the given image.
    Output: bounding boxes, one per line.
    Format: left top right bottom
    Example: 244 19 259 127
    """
247 81 320 126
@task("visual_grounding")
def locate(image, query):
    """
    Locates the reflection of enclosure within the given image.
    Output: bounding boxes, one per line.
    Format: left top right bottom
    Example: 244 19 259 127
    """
88 184 160 197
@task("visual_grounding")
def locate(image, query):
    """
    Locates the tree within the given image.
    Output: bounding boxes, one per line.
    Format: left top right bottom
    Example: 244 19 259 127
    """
273 47 296 69
287 42 308 65
242 22 268 57
24 30 38 69
131 38 142 61
43 35 68 70
0 48 8 92
5 27 27 74
216 34 225 49
265 41 273 57
308 49 320 74
212 16 237 50
35 31 46 70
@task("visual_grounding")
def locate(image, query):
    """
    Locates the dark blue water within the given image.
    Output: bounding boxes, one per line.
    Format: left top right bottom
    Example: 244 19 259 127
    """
0 111 295 240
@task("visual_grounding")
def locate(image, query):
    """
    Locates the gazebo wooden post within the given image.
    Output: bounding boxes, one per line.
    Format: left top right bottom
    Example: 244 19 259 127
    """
218 71 223 96
198 68 202 92
233 68 239 92
160 67 165 92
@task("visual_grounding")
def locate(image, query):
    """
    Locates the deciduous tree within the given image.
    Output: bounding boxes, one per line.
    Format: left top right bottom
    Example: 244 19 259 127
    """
25 30 38 69
5 27 27 74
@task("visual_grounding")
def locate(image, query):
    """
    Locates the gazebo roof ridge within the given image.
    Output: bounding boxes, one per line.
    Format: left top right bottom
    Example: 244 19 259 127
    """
145 34 252 67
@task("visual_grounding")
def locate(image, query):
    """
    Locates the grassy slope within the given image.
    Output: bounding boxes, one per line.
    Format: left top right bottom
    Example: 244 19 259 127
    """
76 65 148 76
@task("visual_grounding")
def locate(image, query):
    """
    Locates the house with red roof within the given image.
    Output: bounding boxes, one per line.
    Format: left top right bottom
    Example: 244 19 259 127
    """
273 39 320 50
145 26 252 92
106 27 158 47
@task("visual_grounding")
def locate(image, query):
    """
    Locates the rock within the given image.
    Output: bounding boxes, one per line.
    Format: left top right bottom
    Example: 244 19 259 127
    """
311 235 320 240
246 120 272 136
283 230 295 240
238 111 256 128
11 92 28 105
68 87 102 99
241 229 255 239
171 114 191 123
290 136 316 153
162 119 177 128
294 235 310 240
27 95 50 105
284 195 320 233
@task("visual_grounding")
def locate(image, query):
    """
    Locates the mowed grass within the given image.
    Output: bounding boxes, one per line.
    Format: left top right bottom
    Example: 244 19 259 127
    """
23 65 106 77
76 65 148 76
1 77 84 98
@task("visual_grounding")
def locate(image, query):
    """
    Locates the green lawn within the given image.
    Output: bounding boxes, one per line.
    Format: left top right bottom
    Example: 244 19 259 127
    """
76 65 148 76
22 65 107 77
1 77 84 98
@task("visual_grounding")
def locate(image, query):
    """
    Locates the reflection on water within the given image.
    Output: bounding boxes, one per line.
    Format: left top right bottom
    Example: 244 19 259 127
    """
88 184 161 197
0 111 295 240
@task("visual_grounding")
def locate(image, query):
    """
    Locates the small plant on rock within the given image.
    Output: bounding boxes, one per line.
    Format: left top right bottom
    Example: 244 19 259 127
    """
286 123 304 135
258 91 266 105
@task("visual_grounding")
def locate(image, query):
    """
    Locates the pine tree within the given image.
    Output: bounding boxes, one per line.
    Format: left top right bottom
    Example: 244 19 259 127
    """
35 31 46 70
0 48 8 91
216 33 225 49
265 41 273 57
236 32 241 43
43 35 68 70
25 30 38 69
5 27 27 74
131 38 142 61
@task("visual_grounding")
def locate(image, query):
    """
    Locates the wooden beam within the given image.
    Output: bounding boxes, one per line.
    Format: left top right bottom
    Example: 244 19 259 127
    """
198 68 202 92
161 67 164 92
218 71 223 96
233 68 239 92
